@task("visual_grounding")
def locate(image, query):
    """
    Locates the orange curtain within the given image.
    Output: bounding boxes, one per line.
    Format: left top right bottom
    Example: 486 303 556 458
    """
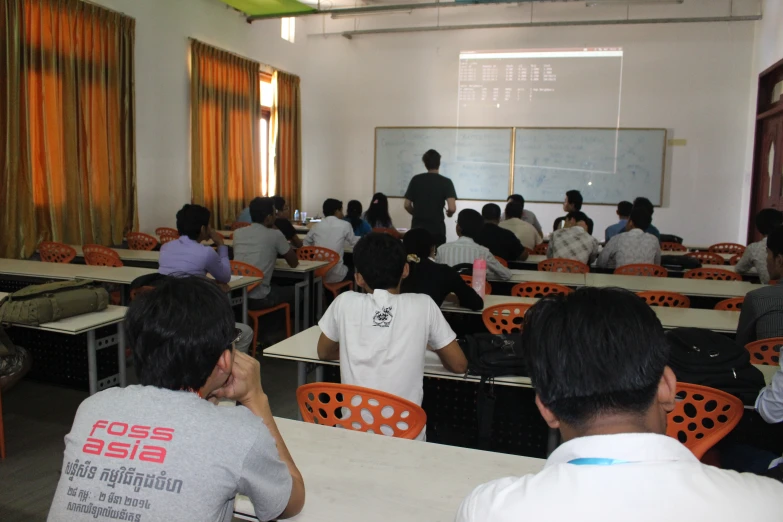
270 71 302 212
190 40 260 228
0 0 137 259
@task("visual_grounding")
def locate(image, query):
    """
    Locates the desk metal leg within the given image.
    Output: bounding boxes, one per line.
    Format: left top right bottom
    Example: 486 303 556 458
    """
117 323 127 388
315 366 324 382
87 330 98 396
547 428 559 455
303 273 311 330
297 362 307 387
315 276 324 321
242 288 249 325
293 281 305 334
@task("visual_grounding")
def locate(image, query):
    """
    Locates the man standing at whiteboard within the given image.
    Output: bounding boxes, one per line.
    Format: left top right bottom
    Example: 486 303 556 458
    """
404 149 457 245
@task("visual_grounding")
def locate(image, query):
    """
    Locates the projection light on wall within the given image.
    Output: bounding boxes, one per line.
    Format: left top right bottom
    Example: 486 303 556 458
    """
281 17 295 43
586 0 683 5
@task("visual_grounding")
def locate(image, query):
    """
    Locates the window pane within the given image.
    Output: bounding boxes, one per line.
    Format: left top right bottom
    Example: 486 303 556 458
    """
261 81 274 108
260 117 268 196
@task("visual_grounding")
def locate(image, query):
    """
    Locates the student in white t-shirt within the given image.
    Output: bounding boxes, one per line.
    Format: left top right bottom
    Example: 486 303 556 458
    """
317 232 468 440
457 287 782 522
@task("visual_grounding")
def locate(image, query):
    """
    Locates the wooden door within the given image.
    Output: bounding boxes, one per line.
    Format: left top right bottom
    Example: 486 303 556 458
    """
750 116 783 242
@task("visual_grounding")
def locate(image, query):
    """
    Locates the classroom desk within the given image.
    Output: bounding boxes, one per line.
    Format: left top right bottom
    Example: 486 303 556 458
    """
233 418 545 522
585 273 762 298
71 245 160 263
273 259 330 332
522 254 751 275
503 269 586 286
0 292 126 395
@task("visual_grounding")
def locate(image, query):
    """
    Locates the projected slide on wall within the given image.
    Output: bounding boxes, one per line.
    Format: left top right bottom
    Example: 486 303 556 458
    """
457 48 624 127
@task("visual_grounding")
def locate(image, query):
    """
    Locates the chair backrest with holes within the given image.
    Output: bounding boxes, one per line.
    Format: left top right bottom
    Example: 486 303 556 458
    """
683 268 742 281
39 242 77 264
744 338 783 366
661 242 687 252
372 227 402 239
714 297 744 311
297 246 339 278
666 383 744 460
684 251 725 265
482 303 532 334
538 258 590 274
230 221 251 231
126 232 158 251
156 227 180 244
533 243 548 255
229 260 264 293
495 256 508 268
511 282 572 298
614 264 668 277
296 383 427 440
709 243 746 255
729 254 742 266
82 245 123 267
461 275 492 295
637 291 690 308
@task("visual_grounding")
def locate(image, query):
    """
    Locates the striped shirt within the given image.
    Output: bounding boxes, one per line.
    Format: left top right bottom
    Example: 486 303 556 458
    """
436 236 512 281
736 284 783 347
596 228 662 269
546 226 600 265
735 238 769 284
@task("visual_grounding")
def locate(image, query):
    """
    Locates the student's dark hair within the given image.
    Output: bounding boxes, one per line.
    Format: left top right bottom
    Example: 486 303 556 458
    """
272 196 286 212
481 203 502 222
422 149 441 170
629 206 652 231
457 208 484 239
617 200 633 217
756 208 783 236
346 200 364 231
768 226 783 257
249 197 275 224
566 190 583 210
353 232 406 290
566 211 589 224
522 287 670 427
505 202 524 220
365 192 392 228
323 198 343 217
126 276 236 391
508 194 525 208
175 204 211 240
401 228 434 292
633 197 654 216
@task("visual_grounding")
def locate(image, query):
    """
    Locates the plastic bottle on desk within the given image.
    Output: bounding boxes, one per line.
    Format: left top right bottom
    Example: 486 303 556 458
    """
472 259 487 299
294 209 300 223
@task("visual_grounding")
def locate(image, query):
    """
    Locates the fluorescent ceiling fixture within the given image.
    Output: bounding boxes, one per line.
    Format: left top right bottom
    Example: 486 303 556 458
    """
460 48 623 60
331 7 413 18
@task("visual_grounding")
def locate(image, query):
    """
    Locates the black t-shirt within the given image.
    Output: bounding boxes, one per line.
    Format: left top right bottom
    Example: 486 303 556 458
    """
275 218 297 240
400 258 483 310
404 173 457 236
476 223 524 262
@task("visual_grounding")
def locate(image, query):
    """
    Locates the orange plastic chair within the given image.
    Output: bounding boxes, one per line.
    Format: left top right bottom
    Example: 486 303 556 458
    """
729 254 742 266
230 222 251 231
156 227 180 244
684 251 726 265
230 261 292 357
482 303 533 334
495 256 509 268
524 247 534 257
297 246 353 299
714 297 744 311
533 243 548 255
538 258 590 274
614 264 668 277
666 383 744 460
661 242 687 252
709 243 746 255
129 286 156 301
297 383 427 440
82 245 122 305
461 275 492 295
637 291 691 308
126 232 158 251
683 268 742 281
372 227 402 239
511 282 572 298
38 241 76 264
744 338 783 366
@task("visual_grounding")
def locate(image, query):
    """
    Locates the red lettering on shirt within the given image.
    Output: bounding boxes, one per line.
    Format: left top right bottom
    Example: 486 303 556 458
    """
82 420 175 464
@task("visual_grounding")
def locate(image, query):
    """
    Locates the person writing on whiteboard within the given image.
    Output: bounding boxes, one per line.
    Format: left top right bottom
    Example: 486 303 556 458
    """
403 149 457 245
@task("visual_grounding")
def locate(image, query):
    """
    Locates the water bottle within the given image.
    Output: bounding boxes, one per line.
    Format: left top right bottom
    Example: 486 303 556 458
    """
472 259 487 299
294 209 300 223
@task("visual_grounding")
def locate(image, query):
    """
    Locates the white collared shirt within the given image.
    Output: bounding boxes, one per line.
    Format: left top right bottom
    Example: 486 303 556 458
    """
436 236 512 281
303 216 359 283
457 433 782 522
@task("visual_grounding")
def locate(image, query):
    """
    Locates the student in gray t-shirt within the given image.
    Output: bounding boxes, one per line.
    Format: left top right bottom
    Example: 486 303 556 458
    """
233 197 299 310
48 277 305 522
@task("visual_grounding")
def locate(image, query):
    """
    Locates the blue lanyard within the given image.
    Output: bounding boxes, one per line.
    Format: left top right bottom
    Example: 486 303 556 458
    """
568 458 629 466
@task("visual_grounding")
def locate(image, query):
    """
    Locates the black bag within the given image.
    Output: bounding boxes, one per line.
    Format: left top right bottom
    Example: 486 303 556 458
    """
660 234 684 244
661 255 702 270
666 328 766 405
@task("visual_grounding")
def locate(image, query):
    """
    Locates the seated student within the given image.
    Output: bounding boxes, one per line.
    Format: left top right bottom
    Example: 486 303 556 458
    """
234 197 299 310
344 199 372 237
500 201 543 250
633 197 661 239
477 203 527 262
159 204 253 354
364 192 396 230
605 200 633 242
317 233 468 440
507 194 543 237
736 226 783 346
457 287 782 522
436 209 512 281
553 190 594 235
304 198 360 284
547 211 599 266
597 207 661 269
736 208 783 284
400 228 483 310
47 277 305 521
273 196 303 249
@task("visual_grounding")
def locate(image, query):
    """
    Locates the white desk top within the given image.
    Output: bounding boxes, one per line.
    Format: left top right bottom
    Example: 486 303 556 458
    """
0 258 157 284
504 269 586 286
522 255 748 274
0 293 127 334
234 418 545 522
586 273 762 298
71 245 160 263
275 259 330 273
665 251 733 262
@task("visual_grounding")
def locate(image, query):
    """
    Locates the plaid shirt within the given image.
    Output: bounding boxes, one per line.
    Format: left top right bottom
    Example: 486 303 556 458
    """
597 228 661 269
546 226 600 265
735 238 770 284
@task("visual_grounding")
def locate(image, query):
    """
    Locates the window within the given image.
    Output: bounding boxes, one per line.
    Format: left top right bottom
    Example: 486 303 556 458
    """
260 75 274 196
281 17 295 43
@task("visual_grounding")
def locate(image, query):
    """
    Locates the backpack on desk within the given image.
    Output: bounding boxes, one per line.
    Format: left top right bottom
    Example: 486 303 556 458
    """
666 327 765 405
0 279 109 326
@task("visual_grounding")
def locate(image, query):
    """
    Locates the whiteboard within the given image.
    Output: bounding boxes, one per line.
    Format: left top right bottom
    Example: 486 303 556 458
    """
375 128 512 201
513 128 666 205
